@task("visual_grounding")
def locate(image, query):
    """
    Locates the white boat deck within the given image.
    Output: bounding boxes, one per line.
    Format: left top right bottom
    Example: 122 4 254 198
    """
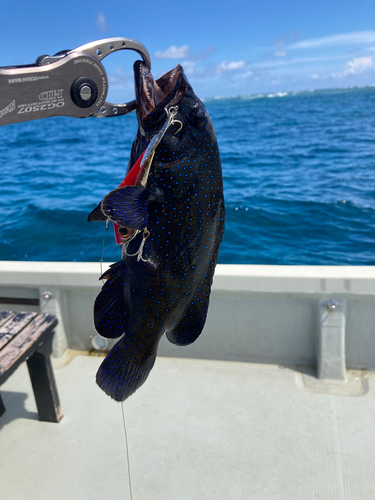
1 353 375 500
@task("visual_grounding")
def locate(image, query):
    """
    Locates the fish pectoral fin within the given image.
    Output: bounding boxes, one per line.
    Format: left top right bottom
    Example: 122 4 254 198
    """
101 186 151 230
94 261 130 339
96 338 157 402
166 277 212 346
88 202 107 222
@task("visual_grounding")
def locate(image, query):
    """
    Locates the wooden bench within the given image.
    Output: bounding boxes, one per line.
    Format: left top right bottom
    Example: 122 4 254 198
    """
0 311 63 423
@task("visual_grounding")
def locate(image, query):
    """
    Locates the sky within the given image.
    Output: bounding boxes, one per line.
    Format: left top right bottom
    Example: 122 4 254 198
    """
1 0 375 101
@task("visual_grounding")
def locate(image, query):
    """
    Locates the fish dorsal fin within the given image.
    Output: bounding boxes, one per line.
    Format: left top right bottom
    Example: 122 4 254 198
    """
94 261 130 339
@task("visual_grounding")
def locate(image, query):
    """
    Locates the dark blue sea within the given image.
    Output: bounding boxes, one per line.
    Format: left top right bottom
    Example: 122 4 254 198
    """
1 86 375 265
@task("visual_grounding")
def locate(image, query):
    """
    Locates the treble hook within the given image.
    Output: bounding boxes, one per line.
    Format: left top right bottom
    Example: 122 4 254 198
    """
167 106 183 134
123 228 150 262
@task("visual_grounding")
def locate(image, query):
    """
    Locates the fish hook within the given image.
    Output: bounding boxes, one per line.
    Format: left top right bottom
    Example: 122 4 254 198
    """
166 105 183 134
123 228 151 263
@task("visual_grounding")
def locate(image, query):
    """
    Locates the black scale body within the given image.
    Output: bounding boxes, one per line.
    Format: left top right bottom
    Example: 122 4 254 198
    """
95 67 225 401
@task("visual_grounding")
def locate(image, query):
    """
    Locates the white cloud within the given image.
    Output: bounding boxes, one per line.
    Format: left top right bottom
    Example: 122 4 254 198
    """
290 31 375 50
250 54 347 70
331 55 375 79
345 56 374 74
216 60 245 72
96 13 109 32
155 45 191 59
275 50 287 57
174 61 217 80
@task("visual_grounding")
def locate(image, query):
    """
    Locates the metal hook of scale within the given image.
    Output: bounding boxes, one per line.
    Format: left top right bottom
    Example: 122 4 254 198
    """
39 37 152 119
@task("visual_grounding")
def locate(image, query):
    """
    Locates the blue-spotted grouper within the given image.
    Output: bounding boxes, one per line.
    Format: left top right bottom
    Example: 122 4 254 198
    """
89 61 225 401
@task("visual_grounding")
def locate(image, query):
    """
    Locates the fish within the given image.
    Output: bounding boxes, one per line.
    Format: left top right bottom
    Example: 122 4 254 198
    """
88 61 225 402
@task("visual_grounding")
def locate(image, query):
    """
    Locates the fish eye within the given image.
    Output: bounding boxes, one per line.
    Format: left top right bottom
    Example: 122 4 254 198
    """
118 227 131 239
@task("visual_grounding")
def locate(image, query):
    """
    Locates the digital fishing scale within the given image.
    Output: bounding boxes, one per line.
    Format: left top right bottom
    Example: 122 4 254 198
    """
0 37 151 126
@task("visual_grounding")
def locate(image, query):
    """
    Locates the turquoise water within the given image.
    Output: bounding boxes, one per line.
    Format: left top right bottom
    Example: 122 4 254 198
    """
1 86 375 265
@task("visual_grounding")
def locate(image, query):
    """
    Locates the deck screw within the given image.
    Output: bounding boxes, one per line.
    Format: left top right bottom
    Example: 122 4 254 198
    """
322 299 341 311
41 290 54 301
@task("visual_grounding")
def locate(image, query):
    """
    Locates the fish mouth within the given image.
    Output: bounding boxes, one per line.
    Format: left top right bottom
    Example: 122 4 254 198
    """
134 61 181 119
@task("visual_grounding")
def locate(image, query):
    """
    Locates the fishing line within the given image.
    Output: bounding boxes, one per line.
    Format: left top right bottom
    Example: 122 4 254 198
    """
99 220 110 280
121 401 134 500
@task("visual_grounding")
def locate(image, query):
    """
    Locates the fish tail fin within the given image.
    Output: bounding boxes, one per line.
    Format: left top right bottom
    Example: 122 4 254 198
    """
96 337 157 402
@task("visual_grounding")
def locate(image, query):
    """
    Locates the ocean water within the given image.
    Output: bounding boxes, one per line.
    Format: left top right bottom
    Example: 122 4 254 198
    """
1 86 375 265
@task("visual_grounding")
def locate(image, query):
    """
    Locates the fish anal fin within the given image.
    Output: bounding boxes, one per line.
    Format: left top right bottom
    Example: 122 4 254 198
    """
166 277 212 346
